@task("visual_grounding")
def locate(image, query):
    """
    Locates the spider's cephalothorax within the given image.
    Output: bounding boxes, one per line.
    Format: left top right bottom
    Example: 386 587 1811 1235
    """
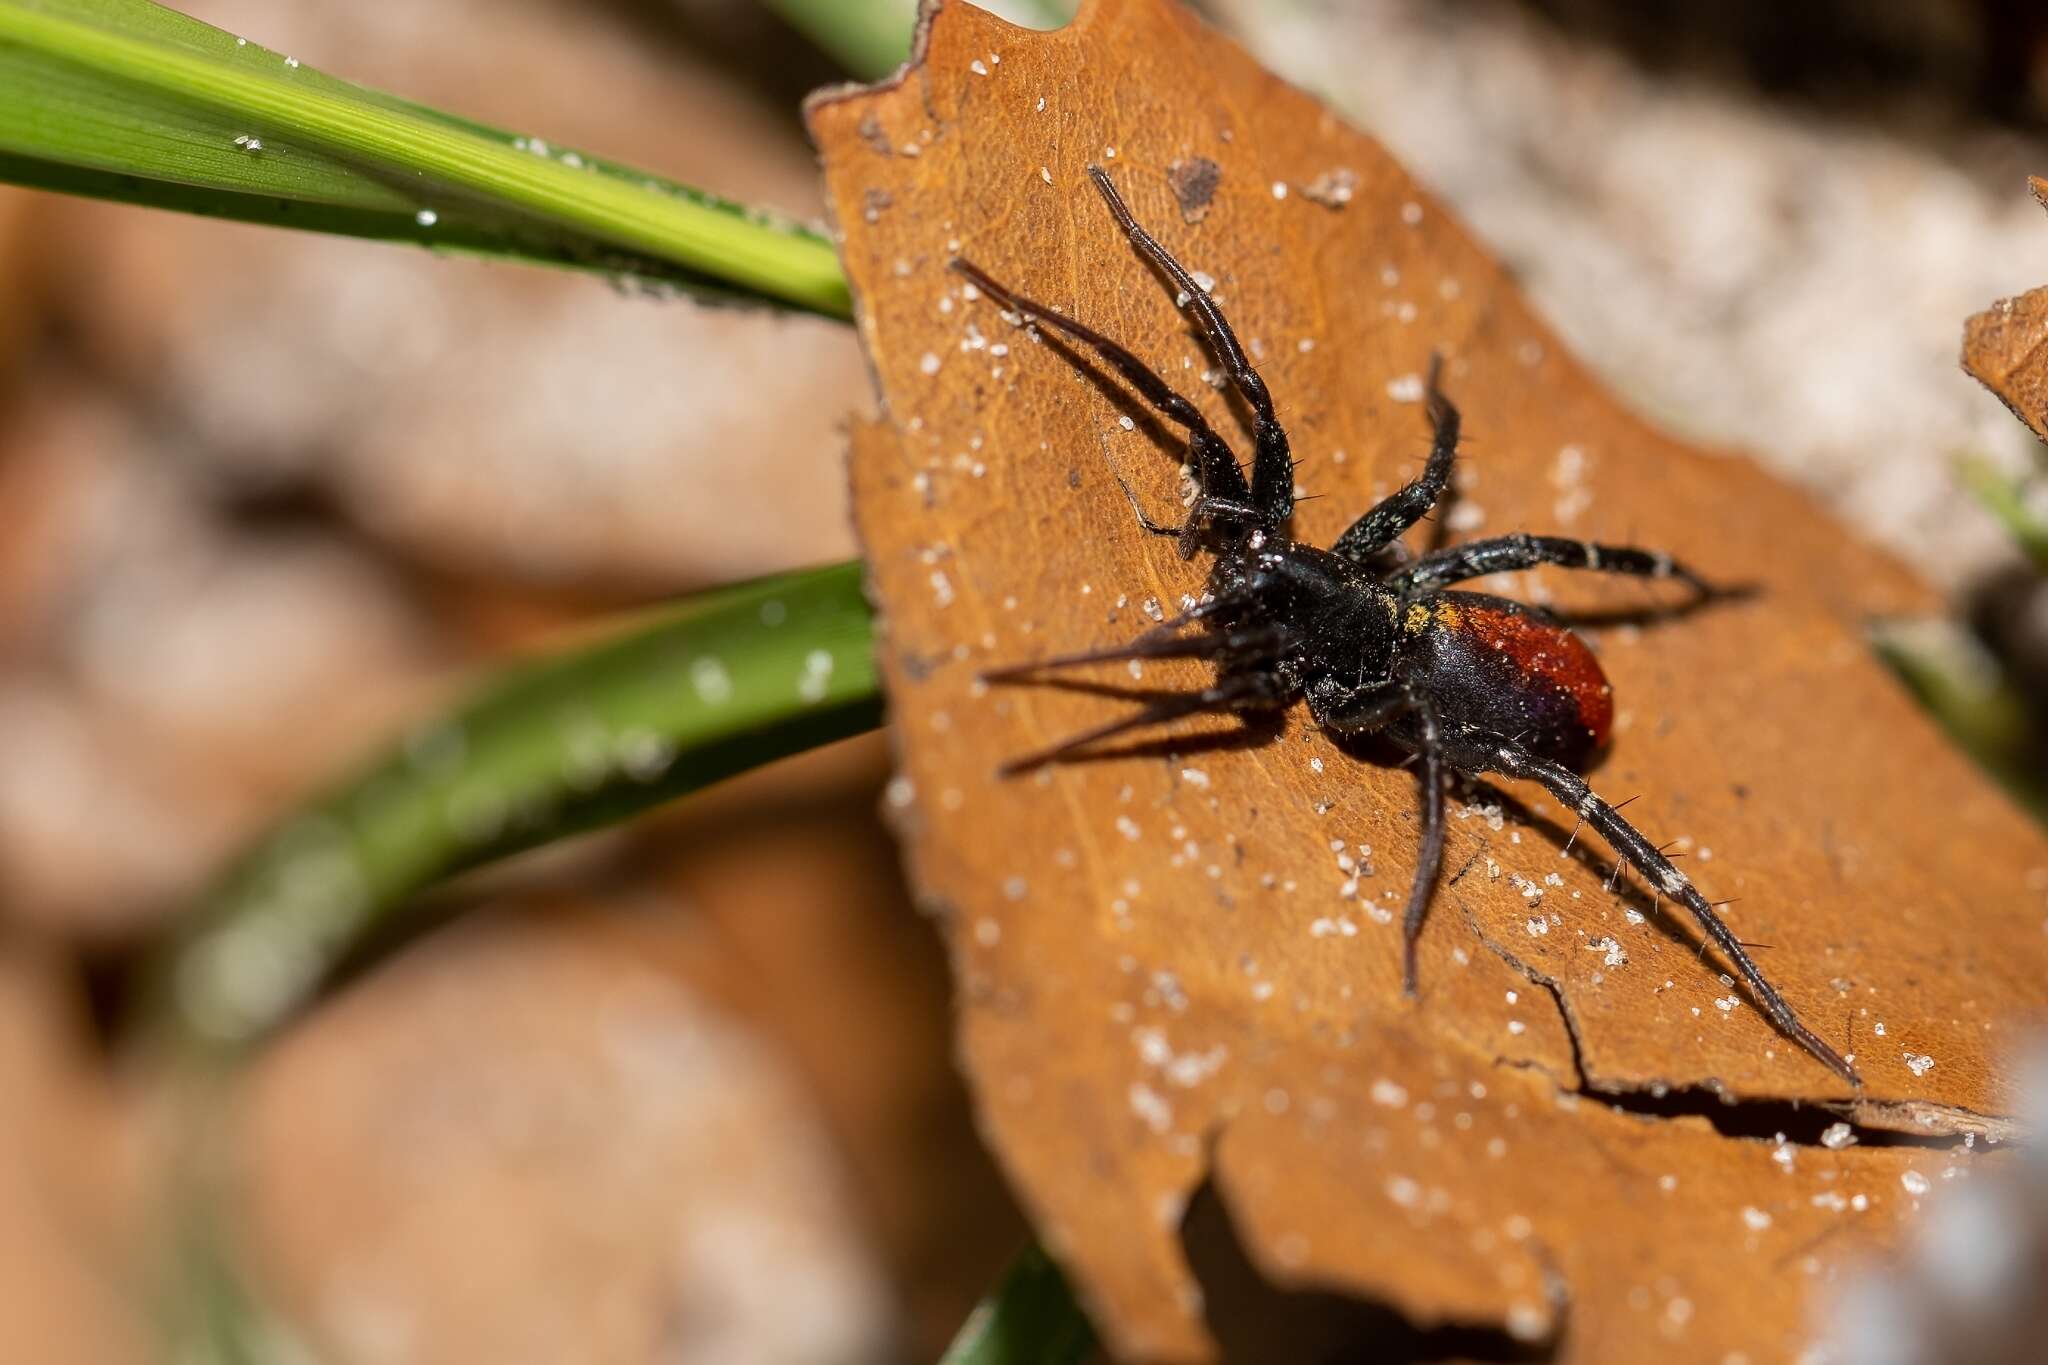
954 166 1857 1086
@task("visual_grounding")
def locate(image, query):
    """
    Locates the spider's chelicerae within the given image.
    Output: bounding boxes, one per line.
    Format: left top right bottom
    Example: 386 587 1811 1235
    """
953 166 1857 1086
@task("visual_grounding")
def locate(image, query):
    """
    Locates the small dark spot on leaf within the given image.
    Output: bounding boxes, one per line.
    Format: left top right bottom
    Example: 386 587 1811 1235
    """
1168 156 1222 225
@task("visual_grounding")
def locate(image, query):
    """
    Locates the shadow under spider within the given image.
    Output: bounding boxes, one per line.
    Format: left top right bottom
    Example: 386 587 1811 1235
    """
1007 675 1289 765
1014 659 1793 1029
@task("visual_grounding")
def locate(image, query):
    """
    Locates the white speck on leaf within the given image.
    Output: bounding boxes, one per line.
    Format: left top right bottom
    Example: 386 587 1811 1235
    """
1386 373 1425 403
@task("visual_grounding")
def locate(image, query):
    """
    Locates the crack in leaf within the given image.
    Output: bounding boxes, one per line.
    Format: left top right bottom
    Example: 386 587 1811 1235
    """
1465 895 2012 1148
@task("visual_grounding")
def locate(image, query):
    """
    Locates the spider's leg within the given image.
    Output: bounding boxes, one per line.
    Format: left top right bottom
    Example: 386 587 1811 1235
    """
1304 685 1447 992
1393 533 1712 596
1481 735 1859 1085
1086 167 1294 524
949 259 1252 510
998 669 1285 775
1400 700 1448 995
1331 354 1460 564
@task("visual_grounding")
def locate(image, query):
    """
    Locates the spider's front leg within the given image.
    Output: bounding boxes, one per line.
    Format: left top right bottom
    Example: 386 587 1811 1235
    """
1087 167 1296 525
1479 734 1859 1084
1331 355 1461 565
946 258 1255 533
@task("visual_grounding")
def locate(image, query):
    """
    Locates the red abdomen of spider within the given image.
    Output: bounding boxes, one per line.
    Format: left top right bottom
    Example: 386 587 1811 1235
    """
1399 592 1615 771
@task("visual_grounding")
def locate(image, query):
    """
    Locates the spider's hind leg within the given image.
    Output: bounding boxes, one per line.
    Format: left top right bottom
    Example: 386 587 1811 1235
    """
1480 734 1858 1084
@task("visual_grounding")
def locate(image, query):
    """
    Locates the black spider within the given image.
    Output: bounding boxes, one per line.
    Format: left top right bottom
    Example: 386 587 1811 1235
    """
952 166 1857 1086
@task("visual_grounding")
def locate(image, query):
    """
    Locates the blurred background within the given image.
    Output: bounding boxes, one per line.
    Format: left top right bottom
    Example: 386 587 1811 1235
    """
2 1 2045 1362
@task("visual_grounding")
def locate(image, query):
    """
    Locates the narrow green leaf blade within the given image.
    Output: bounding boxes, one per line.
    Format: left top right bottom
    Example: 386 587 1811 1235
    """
1872 617 2045 821
760 0 918 80
1961 456 2048 573
760 0 1079 79
941 1244 1097 1365
159 561 881 1054
0 0 851 314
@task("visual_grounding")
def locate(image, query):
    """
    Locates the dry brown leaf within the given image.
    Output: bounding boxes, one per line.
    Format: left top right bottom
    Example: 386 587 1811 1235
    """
1961 176 2048 442
810 2 2048 1359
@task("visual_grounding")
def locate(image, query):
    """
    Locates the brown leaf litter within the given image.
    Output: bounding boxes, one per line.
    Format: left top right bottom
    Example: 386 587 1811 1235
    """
811 1 2048 1359
1963 175 2048 444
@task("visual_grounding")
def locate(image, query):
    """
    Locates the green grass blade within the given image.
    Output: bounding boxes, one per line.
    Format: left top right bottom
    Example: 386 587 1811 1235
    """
1873 617 2045 822
941 1244 1097 1365
759 0 1077 79
1961 456 2048 572
158 560 881 1054
760 0 917 80
0 0 851 314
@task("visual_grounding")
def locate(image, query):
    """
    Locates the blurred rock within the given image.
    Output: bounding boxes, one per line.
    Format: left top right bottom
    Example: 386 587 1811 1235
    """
1821 1049 2048 1365
609 736 1026 1355
0 949 146 1365
0 2 1000 1360
241 906 898 1365
0 377 446 931
0 189 43 384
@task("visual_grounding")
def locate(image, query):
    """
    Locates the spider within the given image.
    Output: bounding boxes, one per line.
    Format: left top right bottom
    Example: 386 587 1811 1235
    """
951 166 1857 1086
